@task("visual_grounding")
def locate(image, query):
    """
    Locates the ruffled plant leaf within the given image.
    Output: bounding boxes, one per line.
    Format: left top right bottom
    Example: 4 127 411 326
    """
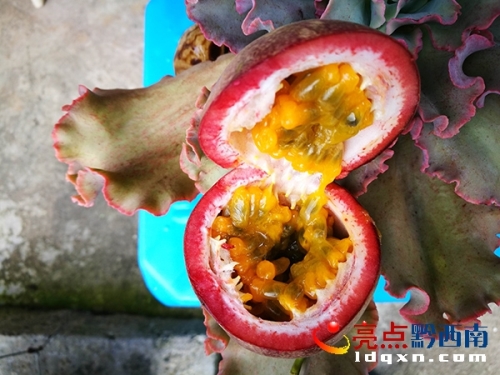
201 308 296 375
64 160 105 207
318 0 460 38
338 144 395 198
180 87 230 193
53 54 233 216
186 0 317 53
214 301 379 375
180 124 230 194
314 0 329 17
382 0 460 35
464 21 500 106
415 95 500 206
357 134 500 326
320 0 371 25
217 341 296 375
242 0 317 35
202 308 230 355
186 0 266 53
369 0 387 29
411 24 500 206
427 0 500 51
390 25 423 59
414 28 485 139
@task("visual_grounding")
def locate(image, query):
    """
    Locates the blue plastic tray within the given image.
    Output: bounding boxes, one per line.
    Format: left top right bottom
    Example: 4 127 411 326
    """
139 0 200 307
138 0 409 308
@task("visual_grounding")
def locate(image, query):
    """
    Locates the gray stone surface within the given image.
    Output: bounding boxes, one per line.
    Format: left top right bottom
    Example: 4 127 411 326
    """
0 0 176 315
0 1 215 373
0 308 217 375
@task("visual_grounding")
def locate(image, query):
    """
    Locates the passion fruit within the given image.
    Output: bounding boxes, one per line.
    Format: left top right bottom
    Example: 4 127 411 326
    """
184 19 419 357
185 167 380 357
174 24 229 74
198 19 419 179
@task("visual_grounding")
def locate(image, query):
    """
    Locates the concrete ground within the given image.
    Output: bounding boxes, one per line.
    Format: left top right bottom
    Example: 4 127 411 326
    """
0 0 498 374
0 308 215 375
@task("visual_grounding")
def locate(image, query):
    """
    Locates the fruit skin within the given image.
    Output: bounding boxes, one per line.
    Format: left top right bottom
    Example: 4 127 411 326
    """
184 167 381 357
198 19 420 177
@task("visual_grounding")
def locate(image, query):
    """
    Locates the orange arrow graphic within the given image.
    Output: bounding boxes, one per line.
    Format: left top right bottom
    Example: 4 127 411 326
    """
312 328 350 355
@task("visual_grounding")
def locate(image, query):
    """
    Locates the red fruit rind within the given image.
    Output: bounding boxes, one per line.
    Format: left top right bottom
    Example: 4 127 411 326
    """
185 166 381 357
198 20 419 177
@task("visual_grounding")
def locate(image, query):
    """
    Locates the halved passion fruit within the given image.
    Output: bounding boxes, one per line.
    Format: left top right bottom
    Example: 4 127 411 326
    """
185 167 380 357
198 20 419 180
184 19 419 357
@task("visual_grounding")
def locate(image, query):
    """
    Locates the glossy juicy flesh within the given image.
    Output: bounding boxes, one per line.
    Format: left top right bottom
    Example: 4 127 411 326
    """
211 183 353 321
251 61 374 187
